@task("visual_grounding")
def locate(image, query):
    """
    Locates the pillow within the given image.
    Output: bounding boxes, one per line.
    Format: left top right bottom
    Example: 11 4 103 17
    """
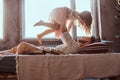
78 42 110 54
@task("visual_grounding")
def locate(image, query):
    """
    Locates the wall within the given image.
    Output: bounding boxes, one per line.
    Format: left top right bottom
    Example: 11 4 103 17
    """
99 0 120 52
0 0 20 50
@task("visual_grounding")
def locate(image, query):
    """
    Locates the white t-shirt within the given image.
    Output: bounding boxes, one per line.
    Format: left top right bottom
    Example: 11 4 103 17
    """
55 32 80 54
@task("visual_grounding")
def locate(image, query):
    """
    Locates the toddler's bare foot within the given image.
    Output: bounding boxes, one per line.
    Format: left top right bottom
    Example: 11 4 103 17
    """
37 35 43 45
38 40 42 45
33 20 44 26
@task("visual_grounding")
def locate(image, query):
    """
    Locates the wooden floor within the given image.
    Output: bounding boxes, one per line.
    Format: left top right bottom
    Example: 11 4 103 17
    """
2 78 106 80
0 78 17 80
0 76 119 80
0 78 111 80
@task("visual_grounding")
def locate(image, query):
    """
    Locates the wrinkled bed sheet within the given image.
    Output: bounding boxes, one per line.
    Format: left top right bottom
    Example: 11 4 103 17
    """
16 53 120 80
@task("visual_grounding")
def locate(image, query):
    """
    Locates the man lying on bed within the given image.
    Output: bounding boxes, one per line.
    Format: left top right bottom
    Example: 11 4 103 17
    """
0 10 93 55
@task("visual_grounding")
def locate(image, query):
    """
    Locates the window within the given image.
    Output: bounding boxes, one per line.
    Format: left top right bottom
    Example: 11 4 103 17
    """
24 0 91 39
0 0 100 49
75 0 91 37
24 0 70 39
0 0 3 39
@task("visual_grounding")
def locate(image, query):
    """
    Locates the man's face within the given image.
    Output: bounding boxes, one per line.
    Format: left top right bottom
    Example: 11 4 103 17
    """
77 37 91 43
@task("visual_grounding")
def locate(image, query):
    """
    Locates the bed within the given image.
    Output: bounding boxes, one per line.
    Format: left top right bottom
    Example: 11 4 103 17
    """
0 55 16 79
16 53 120 80
0 42 120 80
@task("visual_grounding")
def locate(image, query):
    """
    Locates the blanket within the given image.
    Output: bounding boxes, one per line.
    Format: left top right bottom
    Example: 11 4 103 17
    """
16 53 120 80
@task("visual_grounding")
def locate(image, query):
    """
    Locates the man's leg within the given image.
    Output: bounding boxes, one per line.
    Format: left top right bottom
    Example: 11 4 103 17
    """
16 41 42 54
0 48 16 55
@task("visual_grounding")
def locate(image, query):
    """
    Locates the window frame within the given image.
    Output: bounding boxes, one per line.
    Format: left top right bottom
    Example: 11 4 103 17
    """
0 0 101 49
21 0 96 45
0 0 21 50
0 0 3 40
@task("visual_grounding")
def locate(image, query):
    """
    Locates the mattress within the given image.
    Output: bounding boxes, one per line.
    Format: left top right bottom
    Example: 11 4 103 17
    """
16 53 120 80
0 55 16 74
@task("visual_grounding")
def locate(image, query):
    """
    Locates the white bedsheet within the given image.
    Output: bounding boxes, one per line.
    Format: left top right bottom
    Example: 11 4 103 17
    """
16 53 120 80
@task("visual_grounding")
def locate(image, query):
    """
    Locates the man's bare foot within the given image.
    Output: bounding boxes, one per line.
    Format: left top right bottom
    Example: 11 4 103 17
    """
33 20 44 26
0 50 14 55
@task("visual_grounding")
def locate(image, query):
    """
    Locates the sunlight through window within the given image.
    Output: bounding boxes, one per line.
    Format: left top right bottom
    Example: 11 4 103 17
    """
24 0 70 38
76 0 91 37
0 0 3 39
24 0 91 39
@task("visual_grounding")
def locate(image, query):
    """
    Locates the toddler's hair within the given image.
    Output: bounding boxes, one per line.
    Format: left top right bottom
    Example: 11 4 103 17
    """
79 11 92 34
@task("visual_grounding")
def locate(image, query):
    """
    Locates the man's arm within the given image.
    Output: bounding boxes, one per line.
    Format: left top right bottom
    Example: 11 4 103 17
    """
67 20 74 32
